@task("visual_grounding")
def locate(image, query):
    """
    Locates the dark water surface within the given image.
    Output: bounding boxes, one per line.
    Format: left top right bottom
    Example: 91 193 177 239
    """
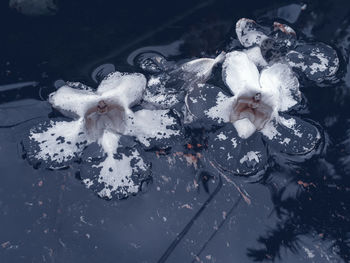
1 0 350 262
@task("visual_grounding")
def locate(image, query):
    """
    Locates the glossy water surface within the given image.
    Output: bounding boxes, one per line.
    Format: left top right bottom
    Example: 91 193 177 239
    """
1 0 350 262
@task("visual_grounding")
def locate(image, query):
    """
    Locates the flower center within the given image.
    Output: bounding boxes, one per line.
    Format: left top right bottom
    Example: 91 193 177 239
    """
230 92 273 130
97 100 108 114
85 100 126 138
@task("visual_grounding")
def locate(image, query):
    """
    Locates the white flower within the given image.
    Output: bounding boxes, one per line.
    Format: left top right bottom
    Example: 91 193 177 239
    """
25 71 180 199
186 51 320 175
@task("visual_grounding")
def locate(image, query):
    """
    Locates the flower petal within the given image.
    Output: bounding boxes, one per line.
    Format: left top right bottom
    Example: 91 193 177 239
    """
222 51 260 96
24 119 88 168
81 131 150 199
143 74 184 109
185 84 233 124
236 18 269 48
261 115 321 155
134 52 172 73
126 109 180 148
285 43 339 82
243 46 268 67
260 22 297 62
178 52 225 83
208 124 267 176
49 85 99 119
97 72 146 108
259 63 301 112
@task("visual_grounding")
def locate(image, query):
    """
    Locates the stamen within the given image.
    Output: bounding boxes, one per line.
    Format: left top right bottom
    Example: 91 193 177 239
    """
97 100 108 114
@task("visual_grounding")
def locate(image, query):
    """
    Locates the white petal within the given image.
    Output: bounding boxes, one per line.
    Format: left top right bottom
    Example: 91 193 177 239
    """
126 109 180 147
243 46 268 67
259 63 300 112
236 18 269 48
179 52 225 82
222 51 261 96
90 131 149 199
97 72 146 108
204 91 234 124
27 119 87 167
233 118 257 139
49 86 99 118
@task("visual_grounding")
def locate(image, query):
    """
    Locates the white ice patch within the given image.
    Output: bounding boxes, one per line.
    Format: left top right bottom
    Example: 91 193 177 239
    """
279 116 303 137
127 109 179 147
216 132 228 141
96 149 146 199
309 49 329 75
239 151 261 164
303 247 315 259
205 92 233 123
261 119 281 140
90 130 148 199
29 119 87 164
231 138 238 148
148 76 161 86
144 86 179 108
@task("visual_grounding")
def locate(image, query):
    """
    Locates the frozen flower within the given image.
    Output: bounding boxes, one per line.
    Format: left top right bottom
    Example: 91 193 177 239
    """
138 52 225 109
235 18 339 82
24 71 180 199
186 51 321 175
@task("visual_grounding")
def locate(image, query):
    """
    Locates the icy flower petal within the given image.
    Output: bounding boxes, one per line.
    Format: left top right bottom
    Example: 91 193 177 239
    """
135 52 173 73
261 115 321 155
236 18 269 48
208 124 267 176
185 84 233 124
25 119 88 168
178 52 225 83
222 51 260 96
143 74 184 109
126 109 180 148
243 46 268 67
49 86 99 118
285 43 339 81
97 72 146 108
259 63 301 112
82 131 150 199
